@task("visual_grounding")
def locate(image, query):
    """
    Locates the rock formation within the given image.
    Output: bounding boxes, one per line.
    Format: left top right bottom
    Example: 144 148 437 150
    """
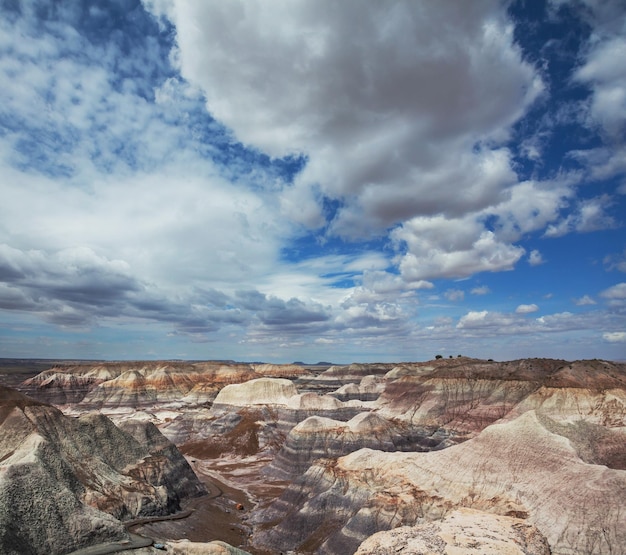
19 369 103 405
0 385 206 555
171 389 367 458
331 375 385 402
162 540 252 554
212 377 298 407
376 358 626 436
18 361 264 411
7 356 626 555
252 363 309 378
354 508 550 554
309 363 396 390
266 412 451 478
252 410 626 554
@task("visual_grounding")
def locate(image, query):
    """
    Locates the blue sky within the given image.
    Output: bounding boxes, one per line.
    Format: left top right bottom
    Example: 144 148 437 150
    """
0 0 624 363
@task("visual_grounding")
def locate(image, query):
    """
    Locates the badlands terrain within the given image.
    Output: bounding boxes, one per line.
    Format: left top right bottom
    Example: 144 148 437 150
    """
0 356 625 554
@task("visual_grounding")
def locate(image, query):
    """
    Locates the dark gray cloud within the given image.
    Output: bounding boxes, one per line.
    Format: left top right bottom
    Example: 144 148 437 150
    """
236 290 330 327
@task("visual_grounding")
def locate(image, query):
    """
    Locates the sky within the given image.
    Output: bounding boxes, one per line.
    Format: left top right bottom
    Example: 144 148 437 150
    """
0 0 625 363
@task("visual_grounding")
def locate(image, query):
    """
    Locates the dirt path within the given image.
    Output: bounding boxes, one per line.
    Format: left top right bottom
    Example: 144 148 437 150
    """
132 466 252 549
67 455 281 555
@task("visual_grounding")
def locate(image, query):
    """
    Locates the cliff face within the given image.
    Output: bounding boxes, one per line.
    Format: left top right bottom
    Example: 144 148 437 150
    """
0 386 206 555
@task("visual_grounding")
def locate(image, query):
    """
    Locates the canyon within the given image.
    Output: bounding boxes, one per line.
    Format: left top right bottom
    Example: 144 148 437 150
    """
0 356 624 554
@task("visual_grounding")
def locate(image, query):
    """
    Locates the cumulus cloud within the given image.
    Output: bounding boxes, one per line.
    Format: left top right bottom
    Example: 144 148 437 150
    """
575 30 626 140
516 303 539 314
600 283 626 299
604 249 626 273
563 0 626 188
488 180 573 242
444 289 465 302
471 286 491 295
393 215 525 281
528 250 545 266
148 0 542 238
600 282 626 307
574 295 597 306
454 307 618 340
544 195 618 237
456 310 518 330
603 331 626 343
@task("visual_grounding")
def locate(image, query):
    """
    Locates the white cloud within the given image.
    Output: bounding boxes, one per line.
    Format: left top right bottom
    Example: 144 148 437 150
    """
471 286 490 295
604 249 626 273
564 1 626 186
456 310 519 330
544 195 617 237
149 0 542 237
600 282 626 299
488 180 573 242
393 215 525 281
600 282 626 308
603 331 626 343
574 295 597 306
444 289 465 302
516 303 539 314
528 250 545 266
575 34 626 139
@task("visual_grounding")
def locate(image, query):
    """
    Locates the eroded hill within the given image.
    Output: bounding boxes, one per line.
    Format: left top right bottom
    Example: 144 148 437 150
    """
4 357 626 554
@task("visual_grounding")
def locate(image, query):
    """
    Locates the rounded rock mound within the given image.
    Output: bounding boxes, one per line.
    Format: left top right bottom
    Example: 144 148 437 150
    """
213 378 298 406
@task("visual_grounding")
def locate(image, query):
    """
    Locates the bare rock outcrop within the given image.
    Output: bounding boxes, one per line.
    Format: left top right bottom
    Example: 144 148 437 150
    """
266 412 450 478
19 361 261 411
252 363 309 378
308 363 396 391
212 377 298 407
331 375 385 402
354 508 550 554
165 540 252 554
20 370 103 405
0 386 206 555
252 410 626 554
376 358 626 436
172 391 367 459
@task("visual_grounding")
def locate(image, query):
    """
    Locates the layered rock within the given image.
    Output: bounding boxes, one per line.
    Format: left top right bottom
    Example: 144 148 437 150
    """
20 370 103 405
354 508 550 554
375 358 626 436
165 540 252 554
172 389 367 458
19 361 262 411
252 363 309 378
331 375 385 402
0 386 206 555
266 412 451 478
212 377 298 407
252 410 626 554
305 363 396 392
